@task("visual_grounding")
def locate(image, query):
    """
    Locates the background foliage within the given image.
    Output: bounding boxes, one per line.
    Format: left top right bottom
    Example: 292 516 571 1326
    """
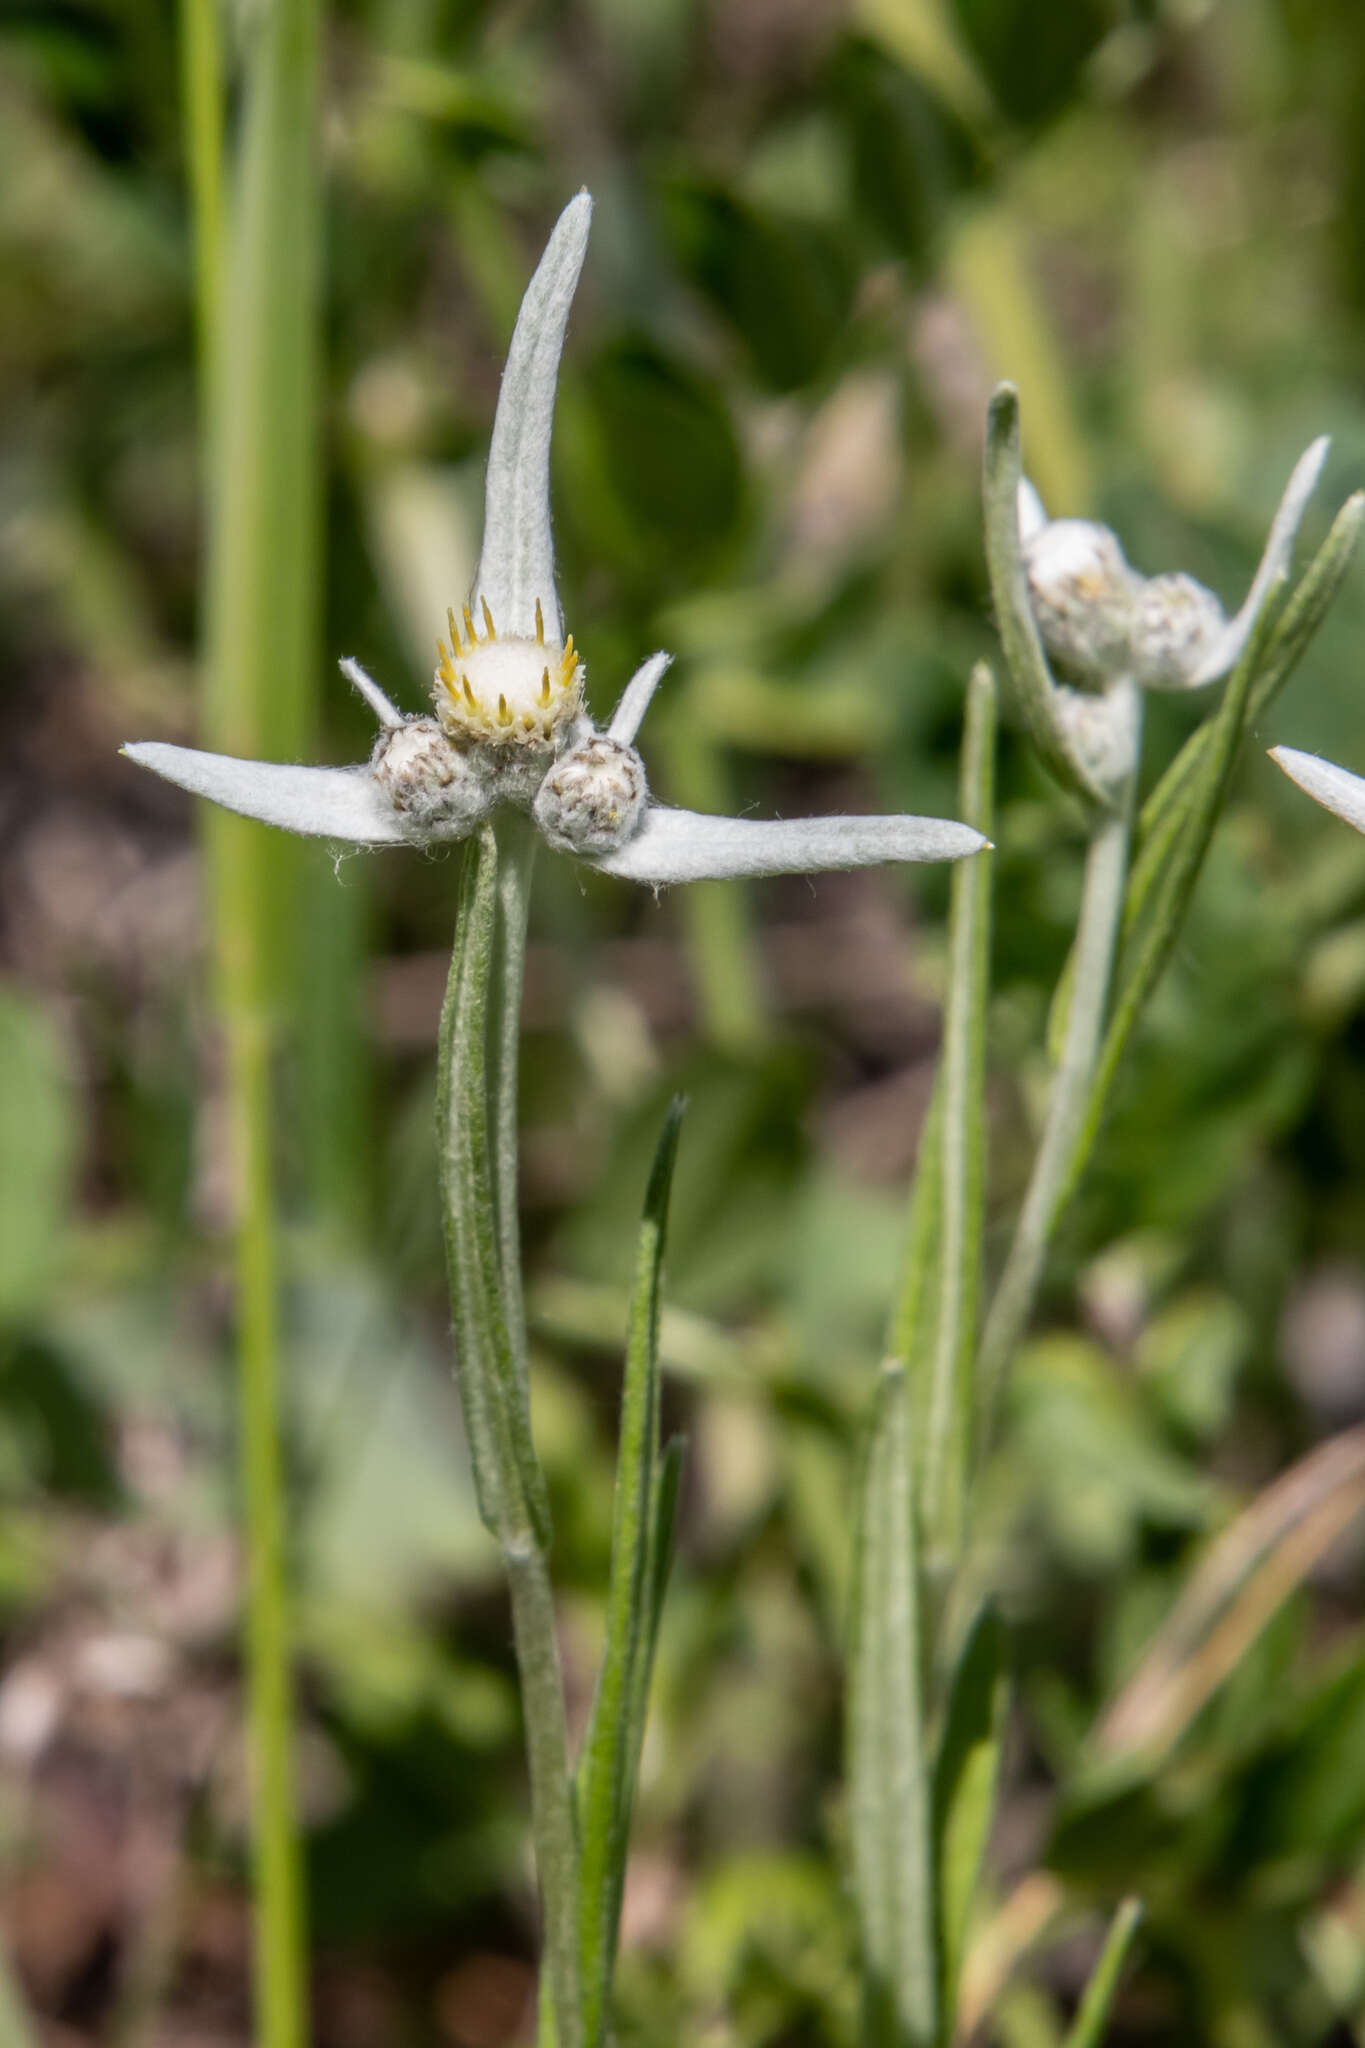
4 0 1365 2041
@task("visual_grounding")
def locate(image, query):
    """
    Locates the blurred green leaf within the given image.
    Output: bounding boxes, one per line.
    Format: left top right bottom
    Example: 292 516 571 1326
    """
0 987 76 1324
1062 1898 1143 2048
566 337 744 585
660 178 857 392
933 1605 1006 2028
835 38 983 270
850 1367 937 2046
577 1098 684 2046
949 0 1110 127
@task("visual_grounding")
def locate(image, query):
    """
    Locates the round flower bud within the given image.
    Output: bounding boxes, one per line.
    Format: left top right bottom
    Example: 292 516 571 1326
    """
1055 678 1142 794
533 734 647 856
1131 572 1225 690
1024 519 1140 686
370 718 487 840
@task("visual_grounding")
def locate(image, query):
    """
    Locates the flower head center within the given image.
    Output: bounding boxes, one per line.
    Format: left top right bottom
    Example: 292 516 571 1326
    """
434 597 584 749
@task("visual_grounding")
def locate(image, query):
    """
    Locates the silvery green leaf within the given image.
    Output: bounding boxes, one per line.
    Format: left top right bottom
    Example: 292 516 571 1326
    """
592 804 987 885
983 385 1113 808
1269 746 1365 836
849 1366 937 2047
917 663 995 1567
1185 436 1329 686
121 741 412 844
606 651 672 746
473 193 592 643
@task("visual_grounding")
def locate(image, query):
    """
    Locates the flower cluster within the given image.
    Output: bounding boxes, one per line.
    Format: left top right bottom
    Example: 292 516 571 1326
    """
984 380 1329 807
124 195 985 887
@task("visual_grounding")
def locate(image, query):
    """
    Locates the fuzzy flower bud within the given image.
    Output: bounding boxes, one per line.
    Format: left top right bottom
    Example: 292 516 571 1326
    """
1053 677 1142 794
370 718 488 840
1023 519 1140 687
533 734 647 856
1130 572 1226 690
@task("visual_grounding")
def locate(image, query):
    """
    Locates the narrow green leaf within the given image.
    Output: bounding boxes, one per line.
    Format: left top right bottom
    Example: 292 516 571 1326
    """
850 1367 937 2047
642 1434 687 1685
933 1607 1006 2034
576 1099 686 2047
1138 490 1362 868
977 793 1132 1429
890 1076 945 1372
1060 598 1278 1213
919 664 995 1569
982 385 1110 809
438 826 552 1550
1062 1899 1143 2048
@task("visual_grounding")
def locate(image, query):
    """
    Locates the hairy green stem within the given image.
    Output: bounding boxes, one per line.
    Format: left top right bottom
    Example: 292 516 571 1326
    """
437 823 582 2046
977 783 1133 1424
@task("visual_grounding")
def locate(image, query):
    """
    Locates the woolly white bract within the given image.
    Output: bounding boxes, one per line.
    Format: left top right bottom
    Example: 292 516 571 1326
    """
1270 745 1365 838
125 194 985 885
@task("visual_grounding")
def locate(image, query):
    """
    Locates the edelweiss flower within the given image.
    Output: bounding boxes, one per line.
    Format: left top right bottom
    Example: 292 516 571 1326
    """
1018 438 1328 695
125 194 985 884
984 382 1330 807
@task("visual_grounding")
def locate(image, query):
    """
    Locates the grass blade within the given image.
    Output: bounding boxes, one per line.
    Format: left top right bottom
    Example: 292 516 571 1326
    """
576 1099 686 2046
197 0 323 2040
850 1366 937 2047
1062 1899 1143 2048
1060 600 1277 1214
933 1606 1006 2035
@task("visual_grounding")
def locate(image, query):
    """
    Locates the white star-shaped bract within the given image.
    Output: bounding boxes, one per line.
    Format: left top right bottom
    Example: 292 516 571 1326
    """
125 194 986 884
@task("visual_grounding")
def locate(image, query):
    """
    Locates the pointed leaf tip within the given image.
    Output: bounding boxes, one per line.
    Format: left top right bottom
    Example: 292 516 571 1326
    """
1189 435 1332 687
1269 745 1365 837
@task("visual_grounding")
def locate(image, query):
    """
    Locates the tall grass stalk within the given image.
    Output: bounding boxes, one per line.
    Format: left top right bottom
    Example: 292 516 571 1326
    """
182 0 324 2039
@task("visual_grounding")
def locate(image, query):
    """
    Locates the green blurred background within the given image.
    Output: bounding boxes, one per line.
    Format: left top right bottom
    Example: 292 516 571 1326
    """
6 0 1365 2041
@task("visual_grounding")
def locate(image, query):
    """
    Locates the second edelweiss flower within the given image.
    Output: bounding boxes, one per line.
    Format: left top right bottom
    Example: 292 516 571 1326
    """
125 194 986 884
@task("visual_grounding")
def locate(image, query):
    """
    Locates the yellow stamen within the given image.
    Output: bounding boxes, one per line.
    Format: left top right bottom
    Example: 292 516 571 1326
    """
463 676 477 708
463 605 476 644
540 668 552 705
534 599 545 646
497 693 511 725
448 606 461 651
481 597 497 640
521 713 537 732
